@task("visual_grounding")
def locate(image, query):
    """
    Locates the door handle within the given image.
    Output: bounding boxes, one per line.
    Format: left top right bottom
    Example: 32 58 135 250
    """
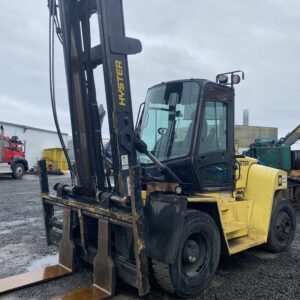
199 156 208 163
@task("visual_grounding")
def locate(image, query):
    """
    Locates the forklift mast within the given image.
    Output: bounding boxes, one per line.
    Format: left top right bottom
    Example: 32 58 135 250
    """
57 0 141 199
54 0 149 295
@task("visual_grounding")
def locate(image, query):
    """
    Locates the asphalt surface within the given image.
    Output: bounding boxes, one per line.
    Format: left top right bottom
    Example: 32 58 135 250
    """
0 174 299 300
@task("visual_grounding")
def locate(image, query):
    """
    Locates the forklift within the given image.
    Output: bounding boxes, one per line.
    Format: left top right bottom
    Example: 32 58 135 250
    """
0 0 296 299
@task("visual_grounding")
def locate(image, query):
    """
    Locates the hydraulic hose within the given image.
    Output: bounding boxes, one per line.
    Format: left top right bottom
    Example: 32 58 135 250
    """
49 0 75 185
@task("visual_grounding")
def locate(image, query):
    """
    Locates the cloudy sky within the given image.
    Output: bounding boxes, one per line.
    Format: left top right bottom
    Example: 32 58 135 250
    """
0 0 299 139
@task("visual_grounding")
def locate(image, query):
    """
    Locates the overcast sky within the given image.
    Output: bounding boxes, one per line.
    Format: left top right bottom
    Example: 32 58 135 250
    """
0 0 299 139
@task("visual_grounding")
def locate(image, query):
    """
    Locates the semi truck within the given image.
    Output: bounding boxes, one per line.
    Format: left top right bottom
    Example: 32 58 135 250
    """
0 125 28 179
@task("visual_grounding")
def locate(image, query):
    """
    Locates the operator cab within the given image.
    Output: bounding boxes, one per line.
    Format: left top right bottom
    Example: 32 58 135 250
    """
139 73 242 192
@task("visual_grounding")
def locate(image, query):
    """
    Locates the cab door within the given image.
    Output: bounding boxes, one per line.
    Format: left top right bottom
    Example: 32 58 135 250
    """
196 84 235 191
2 140 11 163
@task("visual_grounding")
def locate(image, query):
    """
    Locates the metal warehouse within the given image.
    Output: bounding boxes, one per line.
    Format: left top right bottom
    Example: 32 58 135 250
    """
0 121 68 169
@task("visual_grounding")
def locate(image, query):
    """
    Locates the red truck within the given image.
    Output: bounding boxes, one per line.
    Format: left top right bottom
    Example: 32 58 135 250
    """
0 125 28 179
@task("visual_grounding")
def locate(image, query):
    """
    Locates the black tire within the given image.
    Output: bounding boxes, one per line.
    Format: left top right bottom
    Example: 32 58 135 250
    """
11 163 25 179
294 186 300 203
266 200 296 253
152 210 220 298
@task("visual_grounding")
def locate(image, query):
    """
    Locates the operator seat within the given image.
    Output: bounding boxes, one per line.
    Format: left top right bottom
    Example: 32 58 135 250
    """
170 111 195 158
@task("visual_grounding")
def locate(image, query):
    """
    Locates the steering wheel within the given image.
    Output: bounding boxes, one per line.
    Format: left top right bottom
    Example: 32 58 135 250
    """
158 127 167 135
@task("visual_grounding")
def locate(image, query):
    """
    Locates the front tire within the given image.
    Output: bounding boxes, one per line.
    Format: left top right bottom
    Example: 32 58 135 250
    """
152 210 220 298
11 163 25 179
266 200 296 253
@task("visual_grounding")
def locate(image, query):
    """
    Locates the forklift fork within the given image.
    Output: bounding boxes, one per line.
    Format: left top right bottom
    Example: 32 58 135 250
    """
0 206 74 295
0 161 112 299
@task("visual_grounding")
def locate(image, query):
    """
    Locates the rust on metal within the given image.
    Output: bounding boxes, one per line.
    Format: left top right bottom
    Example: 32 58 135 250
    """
0 265 71 295
43 195 132 223
59 209 75 271
129 167 150 296
147 182 179 193
78 209 88 259
93 218 116 295
52 286 110 300
289 170 300 178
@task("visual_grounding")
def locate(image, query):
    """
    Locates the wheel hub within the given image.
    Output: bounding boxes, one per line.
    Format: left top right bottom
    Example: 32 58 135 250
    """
183 240 200 263
276 211 292 241
16 167 23 175
182 235 207 277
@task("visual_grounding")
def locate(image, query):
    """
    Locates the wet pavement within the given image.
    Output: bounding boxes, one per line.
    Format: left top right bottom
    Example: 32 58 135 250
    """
0 175 299 299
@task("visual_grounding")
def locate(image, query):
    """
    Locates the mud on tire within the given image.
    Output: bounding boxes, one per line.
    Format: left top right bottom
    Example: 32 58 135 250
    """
267 199 296 253
152 210 221 298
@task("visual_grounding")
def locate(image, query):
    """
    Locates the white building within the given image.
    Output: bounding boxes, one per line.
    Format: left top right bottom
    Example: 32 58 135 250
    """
0 121 68 169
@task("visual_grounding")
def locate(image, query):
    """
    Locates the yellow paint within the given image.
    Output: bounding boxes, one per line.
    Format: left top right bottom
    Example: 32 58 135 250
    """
235 156 258 189
115 60 126 106
141 190 147 205
235 139 239 153
186 157 288 255
141 155 288 255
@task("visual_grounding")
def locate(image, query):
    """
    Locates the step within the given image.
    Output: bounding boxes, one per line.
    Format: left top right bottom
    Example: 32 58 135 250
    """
0 163 11 173
223 222 247 234
228 236 265 255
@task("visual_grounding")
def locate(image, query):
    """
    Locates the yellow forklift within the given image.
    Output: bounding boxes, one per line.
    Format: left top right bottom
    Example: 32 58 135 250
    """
0 0 296 299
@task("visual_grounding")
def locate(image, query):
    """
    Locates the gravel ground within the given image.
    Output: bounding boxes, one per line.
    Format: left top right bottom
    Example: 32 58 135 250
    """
0 174 299 300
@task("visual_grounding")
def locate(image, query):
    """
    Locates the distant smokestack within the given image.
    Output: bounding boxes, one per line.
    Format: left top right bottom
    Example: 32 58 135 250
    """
243 109 249 126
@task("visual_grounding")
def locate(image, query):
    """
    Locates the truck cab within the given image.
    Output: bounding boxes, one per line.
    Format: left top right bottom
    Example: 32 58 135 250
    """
0 126 28 179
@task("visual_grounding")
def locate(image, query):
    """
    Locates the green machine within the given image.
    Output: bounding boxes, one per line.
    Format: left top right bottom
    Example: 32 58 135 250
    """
244 138 291 171
244 125 300 205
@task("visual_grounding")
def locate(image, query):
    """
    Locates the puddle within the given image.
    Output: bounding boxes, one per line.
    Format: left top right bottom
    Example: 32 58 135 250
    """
27 254 58 271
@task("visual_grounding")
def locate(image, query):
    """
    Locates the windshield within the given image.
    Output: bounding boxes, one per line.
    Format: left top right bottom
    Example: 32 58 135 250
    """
140 81 200 164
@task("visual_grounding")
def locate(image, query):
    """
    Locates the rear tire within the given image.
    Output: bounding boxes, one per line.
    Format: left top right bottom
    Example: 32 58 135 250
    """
294 186 300 203
152 210 220 298
11 163 25 179
266 200 296 253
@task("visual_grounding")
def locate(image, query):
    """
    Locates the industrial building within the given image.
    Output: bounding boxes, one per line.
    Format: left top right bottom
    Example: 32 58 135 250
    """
0 121 68 169
235 125 278 150
234 110 278 151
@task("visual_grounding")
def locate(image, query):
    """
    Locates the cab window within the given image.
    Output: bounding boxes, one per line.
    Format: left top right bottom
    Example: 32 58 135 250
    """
199 101 228 154
3 140 10 148
196 86 232 189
